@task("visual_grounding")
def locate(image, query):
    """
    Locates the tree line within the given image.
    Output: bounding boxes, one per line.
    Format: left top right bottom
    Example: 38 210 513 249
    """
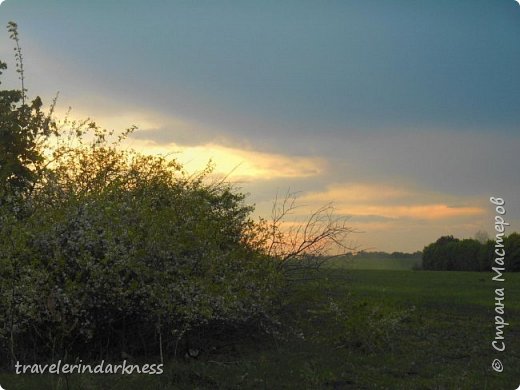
421 234 520 272
348 251 422 260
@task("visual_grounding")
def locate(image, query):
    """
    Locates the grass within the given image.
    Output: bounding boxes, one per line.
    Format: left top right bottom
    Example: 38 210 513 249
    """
1 269 519 389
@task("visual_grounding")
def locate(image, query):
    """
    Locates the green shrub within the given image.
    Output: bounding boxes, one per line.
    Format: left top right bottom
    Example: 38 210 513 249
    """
0 134 284 363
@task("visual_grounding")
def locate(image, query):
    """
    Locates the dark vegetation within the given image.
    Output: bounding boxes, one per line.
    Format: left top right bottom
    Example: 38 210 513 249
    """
422 234 520 272
1 269 519 389
326 251 422 271
347 251 422 260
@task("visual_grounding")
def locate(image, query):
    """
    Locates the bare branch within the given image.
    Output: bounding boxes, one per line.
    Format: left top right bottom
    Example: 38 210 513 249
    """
258 191 360 279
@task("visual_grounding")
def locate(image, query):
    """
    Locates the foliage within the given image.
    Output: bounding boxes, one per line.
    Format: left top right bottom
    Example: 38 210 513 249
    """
422 234 520 271
0 22 56 201
0 118 286 363
347 250 422 260
505 232 520 272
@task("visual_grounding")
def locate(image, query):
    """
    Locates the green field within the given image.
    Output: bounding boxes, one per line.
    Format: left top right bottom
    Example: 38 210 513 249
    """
1 269 519 389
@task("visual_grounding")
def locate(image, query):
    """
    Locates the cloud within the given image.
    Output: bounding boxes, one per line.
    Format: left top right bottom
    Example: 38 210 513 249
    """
124 138 327 180
301 183 414 203
299 183 485 221
342 204 484 221
49 104 326 181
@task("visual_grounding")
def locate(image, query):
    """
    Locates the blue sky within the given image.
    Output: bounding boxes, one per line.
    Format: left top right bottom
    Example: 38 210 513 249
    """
1 0 519 251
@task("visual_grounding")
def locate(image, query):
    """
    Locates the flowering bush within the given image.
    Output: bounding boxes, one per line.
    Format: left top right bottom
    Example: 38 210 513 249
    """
0 123 284 362
0 24 283 358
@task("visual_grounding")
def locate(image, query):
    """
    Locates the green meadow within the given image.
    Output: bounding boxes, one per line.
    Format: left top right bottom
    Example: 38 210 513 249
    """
2 267 518 389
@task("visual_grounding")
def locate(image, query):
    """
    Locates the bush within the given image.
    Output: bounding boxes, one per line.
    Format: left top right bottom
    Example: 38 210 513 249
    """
0 129 286 364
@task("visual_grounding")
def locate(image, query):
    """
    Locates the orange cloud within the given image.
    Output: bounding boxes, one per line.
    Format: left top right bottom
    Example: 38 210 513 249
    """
124 140 326 180
339 204 484 220
302 183 413 203
300 183 485 221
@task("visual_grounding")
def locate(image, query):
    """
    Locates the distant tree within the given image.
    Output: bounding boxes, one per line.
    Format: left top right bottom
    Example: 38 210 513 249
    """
477 240 494 271
454 239 481 271
391 251 422 259
505 233 520 272
422 236 459 271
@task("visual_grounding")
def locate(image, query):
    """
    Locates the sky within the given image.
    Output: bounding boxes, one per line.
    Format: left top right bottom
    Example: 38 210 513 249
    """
1 0 519 252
